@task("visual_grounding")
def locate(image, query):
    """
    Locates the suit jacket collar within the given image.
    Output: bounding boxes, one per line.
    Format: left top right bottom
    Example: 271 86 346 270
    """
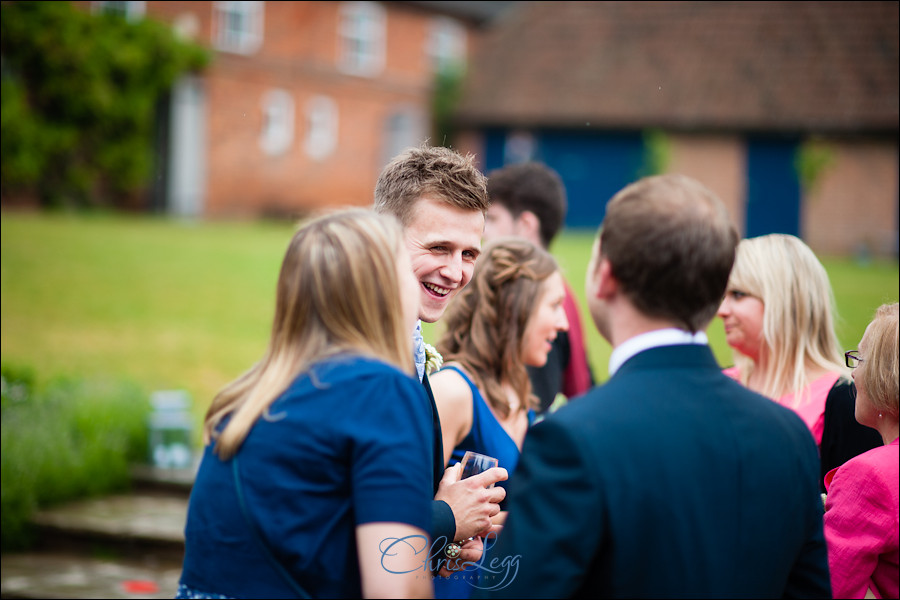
612 343 722 379
609 328 708 376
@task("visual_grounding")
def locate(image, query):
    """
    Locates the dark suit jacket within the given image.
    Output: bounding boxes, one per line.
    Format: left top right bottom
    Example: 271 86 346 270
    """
423 371 456 545
477 344 830 599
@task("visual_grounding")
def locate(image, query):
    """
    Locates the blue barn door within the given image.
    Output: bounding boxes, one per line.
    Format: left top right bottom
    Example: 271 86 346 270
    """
745 137 801 238
482 129 644 230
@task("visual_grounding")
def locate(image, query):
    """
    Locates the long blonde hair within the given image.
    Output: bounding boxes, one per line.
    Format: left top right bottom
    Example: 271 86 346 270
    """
727 234 847 404
205 209 413 458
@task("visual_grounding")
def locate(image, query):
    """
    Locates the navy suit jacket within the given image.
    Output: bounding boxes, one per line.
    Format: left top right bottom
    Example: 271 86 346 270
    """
423 371 456 545
477 344 830 599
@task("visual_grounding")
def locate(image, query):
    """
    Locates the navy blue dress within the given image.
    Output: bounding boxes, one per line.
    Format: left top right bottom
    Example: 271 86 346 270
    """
178 355 434 599
434 365 533 599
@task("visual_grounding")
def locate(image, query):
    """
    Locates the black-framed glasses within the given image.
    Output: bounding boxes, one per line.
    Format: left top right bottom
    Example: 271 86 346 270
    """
845 350 864 369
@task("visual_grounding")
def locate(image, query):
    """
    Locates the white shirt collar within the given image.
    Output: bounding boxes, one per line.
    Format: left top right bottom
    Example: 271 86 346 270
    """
608 328 708 377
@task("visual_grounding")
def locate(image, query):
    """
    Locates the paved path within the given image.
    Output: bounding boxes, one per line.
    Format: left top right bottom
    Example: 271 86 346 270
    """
0 465 194 599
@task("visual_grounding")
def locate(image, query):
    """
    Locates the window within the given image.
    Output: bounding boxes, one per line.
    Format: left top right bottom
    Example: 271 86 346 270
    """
504 131 536 164
339 2 386 76
427 16 467 74
260 90 295 157
304 96 339 160
214 1 264 55
92 1 145 21
382 107 427 166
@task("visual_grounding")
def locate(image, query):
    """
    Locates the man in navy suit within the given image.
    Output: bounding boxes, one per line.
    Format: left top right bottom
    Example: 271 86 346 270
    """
477 174 831 598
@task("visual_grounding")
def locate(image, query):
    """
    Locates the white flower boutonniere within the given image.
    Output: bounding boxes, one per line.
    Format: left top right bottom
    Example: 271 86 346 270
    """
423 343 443 375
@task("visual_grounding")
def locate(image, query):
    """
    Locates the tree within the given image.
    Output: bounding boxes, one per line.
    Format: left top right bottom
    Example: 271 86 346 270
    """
1 1 210 209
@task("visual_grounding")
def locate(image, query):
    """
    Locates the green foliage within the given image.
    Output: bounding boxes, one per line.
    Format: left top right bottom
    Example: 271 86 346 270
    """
638 128 671 177
0 1 210 209
432 64 466 147
795 138 836 194
1 364 150 550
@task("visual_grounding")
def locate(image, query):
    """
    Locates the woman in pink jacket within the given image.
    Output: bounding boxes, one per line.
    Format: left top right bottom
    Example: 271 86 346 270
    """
824 302 899 599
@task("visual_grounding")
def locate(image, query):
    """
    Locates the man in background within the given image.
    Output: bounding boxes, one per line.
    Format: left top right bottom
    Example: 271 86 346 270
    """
483 162 594 412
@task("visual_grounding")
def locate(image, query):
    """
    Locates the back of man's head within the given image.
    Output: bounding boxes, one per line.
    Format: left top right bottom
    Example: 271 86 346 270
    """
599 174 738 332
374 144 489 225
487 162 566 248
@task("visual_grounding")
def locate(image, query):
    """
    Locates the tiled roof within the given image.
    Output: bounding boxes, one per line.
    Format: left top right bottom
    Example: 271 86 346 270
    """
455 1 899 133
396 1 519 24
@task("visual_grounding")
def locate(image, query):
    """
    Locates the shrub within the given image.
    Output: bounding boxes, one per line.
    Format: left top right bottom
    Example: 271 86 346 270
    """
0 1 211 209
1 364 150 550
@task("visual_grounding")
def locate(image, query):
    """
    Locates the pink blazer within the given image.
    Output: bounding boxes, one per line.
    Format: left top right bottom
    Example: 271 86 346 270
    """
824 437 899 599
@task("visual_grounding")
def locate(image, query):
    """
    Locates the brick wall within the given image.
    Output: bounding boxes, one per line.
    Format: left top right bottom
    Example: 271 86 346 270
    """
803 140 899 258
667 134 746 237
668 133 898 258
138 1 465 218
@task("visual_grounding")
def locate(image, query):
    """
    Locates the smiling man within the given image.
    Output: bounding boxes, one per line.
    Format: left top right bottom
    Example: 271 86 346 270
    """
403 196 483 323
374 144 508 574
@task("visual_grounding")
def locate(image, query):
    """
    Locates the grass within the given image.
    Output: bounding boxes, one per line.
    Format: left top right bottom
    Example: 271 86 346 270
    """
3 212 898 428
1 212 294 429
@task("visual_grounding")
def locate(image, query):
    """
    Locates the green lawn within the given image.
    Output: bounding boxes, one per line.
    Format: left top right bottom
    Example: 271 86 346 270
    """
1 212 293 421
3 213 898 424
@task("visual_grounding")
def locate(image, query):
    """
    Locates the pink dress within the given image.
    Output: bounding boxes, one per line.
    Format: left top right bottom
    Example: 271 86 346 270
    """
824 438 900 599
722 368 839 444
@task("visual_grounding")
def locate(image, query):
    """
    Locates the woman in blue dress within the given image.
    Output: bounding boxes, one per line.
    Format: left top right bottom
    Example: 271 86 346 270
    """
177 209 433 599
430 237 570 598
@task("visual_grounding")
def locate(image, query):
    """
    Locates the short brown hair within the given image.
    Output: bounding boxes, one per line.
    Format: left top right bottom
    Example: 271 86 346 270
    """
487 162 567 248
859 302 899 417
599 174 738 332
374 144 489 226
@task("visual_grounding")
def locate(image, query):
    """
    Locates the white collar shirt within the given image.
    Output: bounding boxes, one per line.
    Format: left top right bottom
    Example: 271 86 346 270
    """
608 328 709 378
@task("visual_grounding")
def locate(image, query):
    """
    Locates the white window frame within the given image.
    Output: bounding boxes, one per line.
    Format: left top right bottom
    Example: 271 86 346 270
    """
304 96 339 161
427 16 467 74
338 1 386 77
260 89 295 157
214 1 264 55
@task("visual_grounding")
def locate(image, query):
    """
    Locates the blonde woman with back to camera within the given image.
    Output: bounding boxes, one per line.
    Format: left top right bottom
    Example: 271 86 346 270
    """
717 234 881 487
177 209 432 599
824 302 899 599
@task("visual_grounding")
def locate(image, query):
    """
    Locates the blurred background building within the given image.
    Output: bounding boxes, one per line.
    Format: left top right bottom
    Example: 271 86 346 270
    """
42 2 900 256
74 0 513 218
452 1 899 258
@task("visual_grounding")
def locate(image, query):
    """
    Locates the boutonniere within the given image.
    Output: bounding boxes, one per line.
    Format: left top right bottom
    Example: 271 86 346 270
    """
424 343 443 375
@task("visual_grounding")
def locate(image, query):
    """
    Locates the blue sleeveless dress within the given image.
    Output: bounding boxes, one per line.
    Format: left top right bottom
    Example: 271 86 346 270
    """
434 365 534 600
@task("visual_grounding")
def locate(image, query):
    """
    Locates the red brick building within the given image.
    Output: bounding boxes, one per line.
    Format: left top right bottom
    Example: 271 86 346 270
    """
82 2 897 257
86 1 510 218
